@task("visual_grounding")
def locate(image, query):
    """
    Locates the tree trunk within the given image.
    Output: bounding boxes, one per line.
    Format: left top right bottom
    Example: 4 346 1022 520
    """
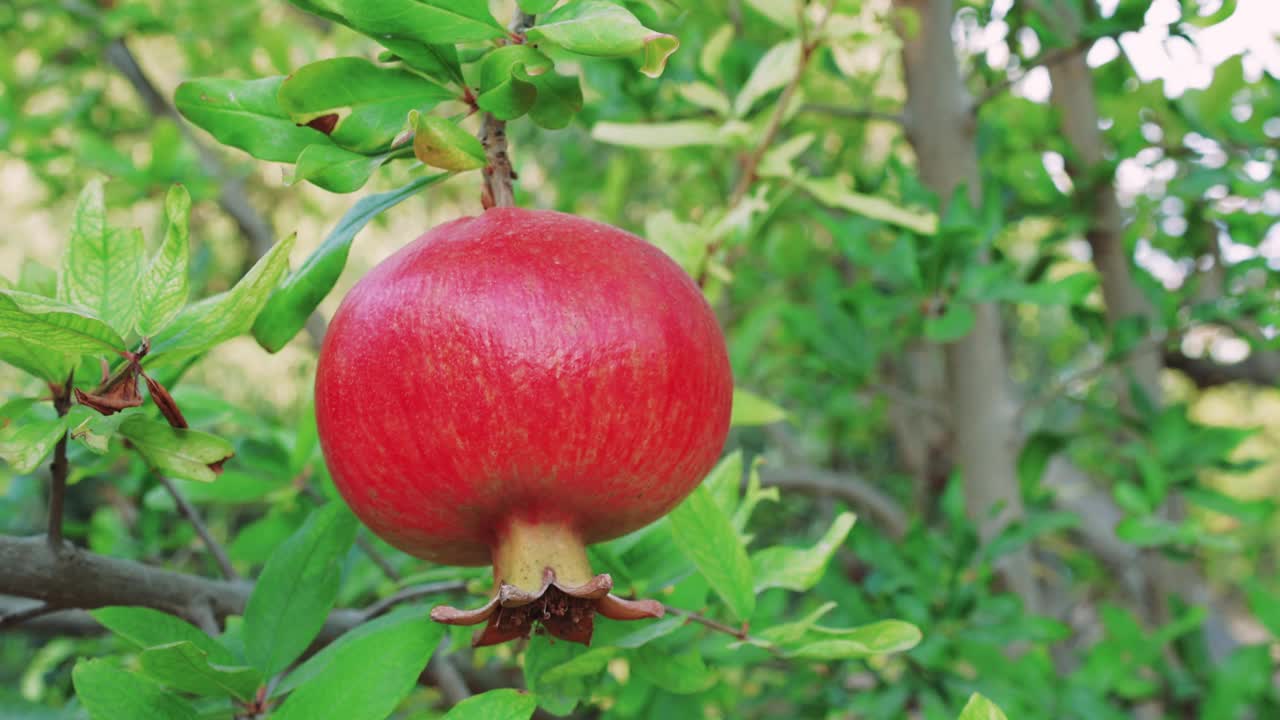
894 0 1040 612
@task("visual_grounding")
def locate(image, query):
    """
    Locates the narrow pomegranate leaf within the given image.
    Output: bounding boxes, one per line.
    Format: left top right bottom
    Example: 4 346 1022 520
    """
175 76 329 164
116 415 233 484
286 0 505 45
291 144 394 194
667 485 756 622
243 504 358 677
134 185 192 337
149 232 296 361
89 606 233 664
277 57 453 153
784 620 923 661
441 689 537 720
138 642 262 701
0 402 66 474
0 289 127 356
527 0 680 78
958 692 1010 720
58 180 145 336
251 173 447 353
730 387 787 427
72 659 198 720
271 605 442 720
751 512 856 593
410 111 486 171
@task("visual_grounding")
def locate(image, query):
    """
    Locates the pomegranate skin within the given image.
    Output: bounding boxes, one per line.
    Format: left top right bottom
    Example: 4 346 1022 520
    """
315 207 733 567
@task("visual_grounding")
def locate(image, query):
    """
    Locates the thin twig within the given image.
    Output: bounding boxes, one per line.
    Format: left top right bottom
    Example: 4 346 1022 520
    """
158 476 239 581
0 602 61 630
664 605 788 659
478 11 538 209
47 375 74 554
360 581 470 621
425 656 472 705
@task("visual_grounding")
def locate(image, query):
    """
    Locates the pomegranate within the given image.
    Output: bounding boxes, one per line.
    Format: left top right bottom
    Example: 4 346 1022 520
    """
314 208 733 646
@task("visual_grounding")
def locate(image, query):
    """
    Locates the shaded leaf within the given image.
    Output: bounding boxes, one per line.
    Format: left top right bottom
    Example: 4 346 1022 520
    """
271 608 442 720
0 290 126 356
377 38 464 85
149 232 296 359
0 403 64 475
752 512 856 593
244 504 358 676
730 387 787 427
528 0 680 78
442 689 537 720
135 185 191 336
117 415 234 483
801 176 938 235
958 693 1010 720
632 646 712 694
669 485 755 622
286 0 505 45
139 642 261 701
411 112 487 171
90 606 234 664
292 144 391 194
72 659 197 720
924 302 976 343
734 39 801 117
786 620 922 660
252 173 447 352
475 45 554 121
591 120 727 148
176 76 329 163
277 57 453 153
529 70 584 130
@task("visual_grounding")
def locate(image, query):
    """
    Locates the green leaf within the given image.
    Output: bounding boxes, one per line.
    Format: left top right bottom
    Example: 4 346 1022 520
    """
591 120 727 149
287 0 505 45
801 177 938 235
252 174 447 352
518 0 559 12
678 82 732 117
139 642 261 701
1244 580 1280 639
752 512 856 593
135 185 191 336
175 77 330 163
1017 431 1067 491
475 45 555 121
277 57 453 153
117 416 235 483
528 0 680 78
0 404 65 474
244 503 358 676
669 485 755 622
538 647 617 684
149 232 296 359
377 38 464 85
90 606 234 665
756 602 839 645
68 406 135 454
734 39 801 117
786 620 922 660
58 178 141 333
958 692 1010 720
72 659 198 720
744 0 799 28
442 689 537 720
632 646 712 694
18 259 58 297
924 302 976 343
272 608 442 720
699 24 734 76
528 70 584 130
60 179 146 334
0 289 126 356
411 111 487 171
730 387 787 427
0 337 73 383
292 144 392 194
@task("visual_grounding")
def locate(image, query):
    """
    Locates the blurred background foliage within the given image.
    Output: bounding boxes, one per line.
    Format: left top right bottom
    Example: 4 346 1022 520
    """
1 0 1278 717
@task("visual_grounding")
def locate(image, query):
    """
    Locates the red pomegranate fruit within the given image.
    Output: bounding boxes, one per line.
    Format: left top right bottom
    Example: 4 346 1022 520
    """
314 208 733 646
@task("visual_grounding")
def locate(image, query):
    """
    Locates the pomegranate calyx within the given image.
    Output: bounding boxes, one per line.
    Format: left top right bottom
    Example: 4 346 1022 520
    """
431 568 664 647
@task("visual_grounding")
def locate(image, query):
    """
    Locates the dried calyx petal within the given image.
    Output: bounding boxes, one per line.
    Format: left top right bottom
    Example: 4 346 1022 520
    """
430 518 664 646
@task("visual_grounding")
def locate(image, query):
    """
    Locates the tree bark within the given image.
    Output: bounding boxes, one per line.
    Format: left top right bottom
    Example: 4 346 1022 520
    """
893 0 1040 612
